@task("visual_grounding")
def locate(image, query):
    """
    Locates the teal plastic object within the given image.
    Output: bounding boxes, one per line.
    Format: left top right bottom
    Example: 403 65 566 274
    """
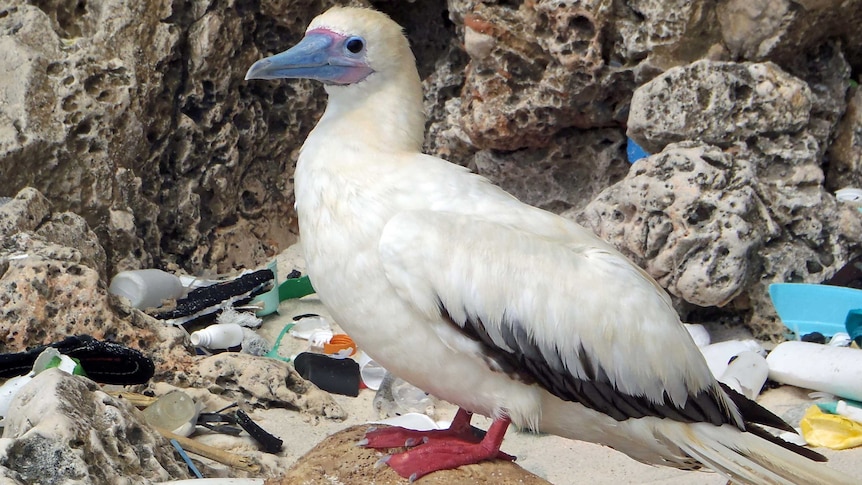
768 283 862 337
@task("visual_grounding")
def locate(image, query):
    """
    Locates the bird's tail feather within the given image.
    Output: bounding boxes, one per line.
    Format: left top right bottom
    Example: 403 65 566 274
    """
662 422 855 485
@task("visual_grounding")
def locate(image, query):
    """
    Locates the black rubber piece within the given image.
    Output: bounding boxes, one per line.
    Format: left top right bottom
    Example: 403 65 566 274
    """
0 334 155 385
235 409 283 453
293 352 361 397
151 268 274 325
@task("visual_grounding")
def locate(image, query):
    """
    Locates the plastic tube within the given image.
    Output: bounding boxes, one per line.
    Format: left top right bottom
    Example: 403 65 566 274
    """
767 341 862 401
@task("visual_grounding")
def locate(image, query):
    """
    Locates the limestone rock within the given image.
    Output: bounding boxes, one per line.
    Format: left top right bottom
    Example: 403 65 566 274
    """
716 0 862 68
0 187 51 240
471 128 628 213
579 143 765 307
275 424 551 484
827 85 862 191
0 187 194 379
628 60 813 154
453 0 634 151
193 353 346 419
0 369 189 484
578 141 862 337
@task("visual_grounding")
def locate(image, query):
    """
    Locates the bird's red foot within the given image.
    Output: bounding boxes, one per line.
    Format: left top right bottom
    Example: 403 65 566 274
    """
361 408 513 481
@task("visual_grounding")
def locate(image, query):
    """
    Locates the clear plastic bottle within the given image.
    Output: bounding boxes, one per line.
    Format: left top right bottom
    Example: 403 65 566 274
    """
142 390 198 436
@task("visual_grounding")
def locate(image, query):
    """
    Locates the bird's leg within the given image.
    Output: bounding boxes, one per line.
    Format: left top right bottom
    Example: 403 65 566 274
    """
362 407 477 448
362 408 514 480
383 414 513 481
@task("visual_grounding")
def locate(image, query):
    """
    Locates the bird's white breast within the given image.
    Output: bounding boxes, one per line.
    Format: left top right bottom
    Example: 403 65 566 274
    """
293 141 545 423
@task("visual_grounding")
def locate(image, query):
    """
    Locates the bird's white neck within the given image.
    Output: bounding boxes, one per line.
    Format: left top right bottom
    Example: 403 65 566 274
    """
312 68 425 154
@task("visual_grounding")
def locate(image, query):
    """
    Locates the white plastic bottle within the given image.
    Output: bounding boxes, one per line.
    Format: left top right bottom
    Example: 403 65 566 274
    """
767 340 862 401
108 269 184 310
190 323 244 349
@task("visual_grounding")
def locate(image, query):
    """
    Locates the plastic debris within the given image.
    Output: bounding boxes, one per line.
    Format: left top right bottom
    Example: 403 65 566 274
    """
152 269 274 326
718 351 768 400
369 412 448 432
769 283 862 338
767 341 862 401
835 187 862 206
293 352 361 397
250 261 281 316
277 273 315 301
800 405 862 450
0 348 85 422
699 339 765 379
264 323 294 363
170 439 203 478
684 323 710 347
818 399 862 423
373 372 435 418
217 306 263 329
626 137 650 164
239 328 271 357
0 335 154 385
109 269 185 310
323 334 357 357
288 314 332 340
235 409 283 453
359 352 386 390
190 323 245 350
845 309 862 347
143 390 200 437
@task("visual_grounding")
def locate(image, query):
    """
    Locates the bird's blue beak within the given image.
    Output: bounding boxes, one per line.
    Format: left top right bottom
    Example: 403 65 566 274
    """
245 30 373 85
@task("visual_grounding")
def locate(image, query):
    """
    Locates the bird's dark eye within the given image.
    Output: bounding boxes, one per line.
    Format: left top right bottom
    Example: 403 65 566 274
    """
345 36 364 54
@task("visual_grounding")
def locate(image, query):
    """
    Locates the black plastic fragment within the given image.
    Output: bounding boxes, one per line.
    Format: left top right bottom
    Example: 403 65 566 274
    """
151 268 274 325
0 335 155 385
235 409 283 453
293 352 361 397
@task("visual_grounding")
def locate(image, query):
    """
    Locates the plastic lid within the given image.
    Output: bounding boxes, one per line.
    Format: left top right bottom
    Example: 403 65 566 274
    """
323 334 356 356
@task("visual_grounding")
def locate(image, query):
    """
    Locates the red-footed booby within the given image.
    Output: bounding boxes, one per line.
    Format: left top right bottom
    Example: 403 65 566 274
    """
246 7 853 484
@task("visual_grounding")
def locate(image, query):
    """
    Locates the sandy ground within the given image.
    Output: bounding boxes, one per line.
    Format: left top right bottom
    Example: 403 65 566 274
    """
241 296 861 484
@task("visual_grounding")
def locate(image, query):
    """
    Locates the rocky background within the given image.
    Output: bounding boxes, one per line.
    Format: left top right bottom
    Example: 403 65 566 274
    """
2 0 861 335
0 0 861 483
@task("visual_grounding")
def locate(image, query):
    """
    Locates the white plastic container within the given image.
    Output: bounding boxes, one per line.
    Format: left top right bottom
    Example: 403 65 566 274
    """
358 352 386 391
190 323 244 349
109 269 184 310
699 339 765 378
767 341 862 401
684 323 711 347
718 351 769 400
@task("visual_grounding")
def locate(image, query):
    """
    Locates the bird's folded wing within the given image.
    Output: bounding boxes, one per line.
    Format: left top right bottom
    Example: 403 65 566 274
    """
379 210 740 427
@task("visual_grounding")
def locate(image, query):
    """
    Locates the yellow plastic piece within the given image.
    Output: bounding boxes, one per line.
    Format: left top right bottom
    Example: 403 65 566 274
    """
800 405 862 450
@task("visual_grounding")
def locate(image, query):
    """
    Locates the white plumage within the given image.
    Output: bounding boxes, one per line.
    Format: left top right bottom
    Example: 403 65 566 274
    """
246 7 853 484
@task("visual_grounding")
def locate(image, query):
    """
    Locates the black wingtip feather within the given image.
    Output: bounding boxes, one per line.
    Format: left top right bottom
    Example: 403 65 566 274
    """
745 424 829 462
719 383 797 434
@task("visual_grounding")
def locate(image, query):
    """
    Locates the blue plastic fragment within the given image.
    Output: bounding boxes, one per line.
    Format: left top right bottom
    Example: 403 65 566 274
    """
626 137 650 164
769 283 862 338
170 438 203 478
